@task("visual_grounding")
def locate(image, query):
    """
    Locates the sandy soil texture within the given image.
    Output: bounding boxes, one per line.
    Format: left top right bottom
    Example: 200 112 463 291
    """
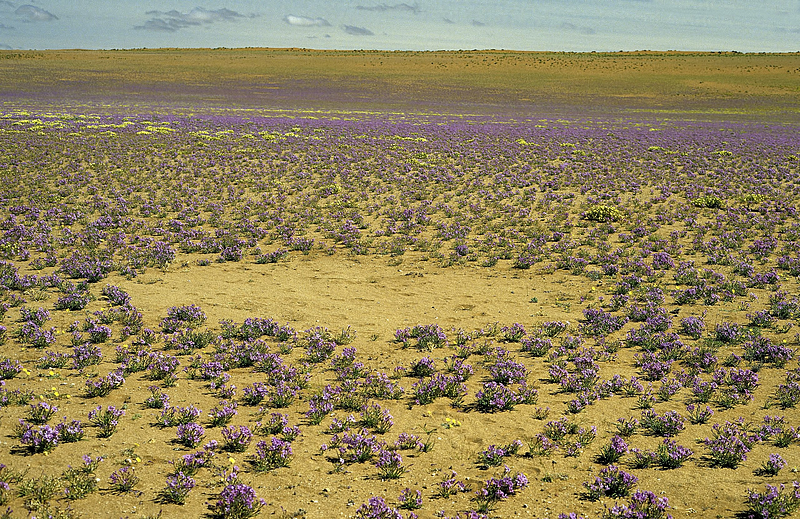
0 49 799 519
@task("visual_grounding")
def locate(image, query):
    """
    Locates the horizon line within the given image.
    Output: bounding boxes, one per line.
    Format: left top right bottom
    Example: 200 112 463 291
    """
3 47 800 55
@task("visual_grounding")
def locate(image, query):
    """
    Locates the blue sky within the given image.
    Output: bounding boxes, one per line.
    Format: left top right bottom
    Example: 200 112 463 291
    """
0 0 797 51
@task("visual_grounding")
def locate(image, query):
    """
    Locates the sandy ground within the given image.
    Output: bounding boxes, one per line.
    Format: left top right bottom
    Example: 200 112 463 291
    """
2 49 799 116
0 48 799 519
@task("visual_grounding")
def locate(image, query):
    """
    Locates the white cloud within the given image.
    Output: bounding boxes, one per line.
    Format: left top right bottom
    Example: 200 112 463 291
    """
136 7 243 32
356 3 420 14
343 24 374 35
561 22 596 35
284 15 330 27
15 5 58 22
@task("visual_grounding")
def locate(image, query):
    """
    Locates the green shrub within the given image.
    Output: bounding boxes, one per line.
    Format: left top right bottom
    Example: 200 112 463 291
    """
692 195 723 209
584 205 622 222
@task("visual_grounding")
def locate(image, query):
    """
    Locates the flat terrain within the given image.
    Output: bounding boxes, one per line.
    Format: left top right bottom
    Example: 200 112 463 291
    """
2 49 800 116
0 49 799 519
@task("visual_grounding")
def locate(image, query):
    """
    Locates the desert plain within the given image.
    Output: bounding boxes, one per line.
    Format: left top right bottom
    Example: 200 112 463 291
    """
0 49 799 519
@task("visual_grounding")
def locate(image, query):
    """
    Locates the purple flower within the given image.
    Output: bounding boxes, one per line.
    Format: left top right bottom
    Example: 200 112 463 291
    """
478 441 522 467
160 404 202 427
305 393 334 425
501 323 526 342
758 453 786 476
109 466 139 492
409 356 436 377
605 490 672 519
475 466 528 513
775 381 800 409
88 405 124 438
596 435 629 464
394 324 447 351
714 321 743 343
208 401 238 427
615 417 639 437
19 421 59 453
360 403 394 434
160 471 195 505
583 465 638 501
398 488 422 510
252 437 293 471
745 482 800 519
742 336 793 367
580 308 628 337
221 425 253 453
56 418 85 443
679 316 706 339
704 418 761 468
325 428 382 464
144 385 170 409
521 336 552 357
0 358 23 380
393 432 423 451
686 403 714 424
27 401 58 424
54 292 91 311
656 439 693 469
176 422 206 448
161 304 206 332
475 381 526 412
211 483 265 519
435 470 470 498
375 449 405 479
16 321 57 348
101 284 131 306
640 409 685 437
354 496 403 519
84 370 125 397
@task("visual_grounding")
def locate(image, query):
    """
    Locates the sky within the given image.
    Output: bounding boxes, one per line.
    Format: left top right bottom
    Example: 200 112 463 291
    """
0 0 797 52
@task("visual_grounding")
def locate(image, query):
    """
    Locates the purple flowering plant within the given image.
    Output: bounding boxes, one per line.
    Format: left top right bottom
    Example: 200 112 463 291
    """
474 466 529 513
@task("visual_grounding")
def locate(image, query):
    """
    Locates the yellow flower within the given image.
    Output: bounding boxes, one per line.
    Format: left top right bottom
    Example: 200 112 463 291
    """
228 457 236 464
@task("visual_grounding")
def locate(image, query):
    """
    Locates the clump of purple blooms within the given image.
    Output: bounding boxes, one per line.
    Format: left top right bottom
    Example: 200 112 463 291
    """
354 496 404 519
583 465 638 500
210 482 265 519
745 482 800 519
221 425 254 453
604 490 672 519
176 422 206 448
474 466 528 513
159 471 195 505
88 404 124 438
251 437 293 471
